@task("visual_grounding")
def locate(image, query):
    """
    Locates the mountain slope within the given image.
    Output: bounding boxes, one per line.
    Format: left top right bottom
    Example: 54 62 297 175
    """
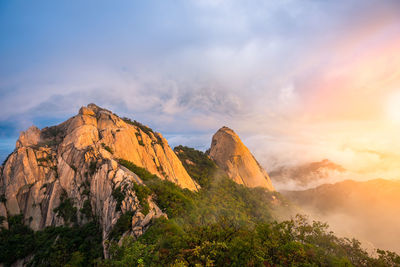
0 104 197 253
208 126 274 190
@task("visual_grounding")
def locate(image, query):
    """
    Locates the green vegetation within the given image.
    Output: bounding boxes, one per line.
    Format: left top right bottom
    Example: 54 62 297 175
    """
104 215 400 267
123 117 154 137
132 183 151 215
37 154 52 162
174 145 219 188
0 214 103 267
0 194 6 204
112 186 125 212
70 164 77 172
118 159 195 218
122 117 163 145
135 132 145 146
108 211 135 241
80 199 93 220
101 143 114 154
2 146 400 266
89 161 97 175
53 190 78 225
0 214 35 266
106 149 400 266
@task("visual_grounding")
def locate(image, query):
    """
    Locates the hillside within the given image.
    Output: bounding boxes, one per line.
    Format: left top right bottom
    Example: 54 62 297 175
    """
283 179 400 253
0 104 399 266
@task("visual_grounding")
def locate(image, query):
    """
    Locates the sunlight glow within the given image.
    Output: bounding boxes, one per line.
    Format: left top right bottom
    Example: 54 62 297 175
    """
386 90 400 125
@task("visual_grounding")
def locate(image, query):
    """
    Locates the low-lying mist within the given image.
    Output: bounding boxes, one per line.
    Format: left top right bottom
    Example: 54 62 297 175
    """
282 178 400 254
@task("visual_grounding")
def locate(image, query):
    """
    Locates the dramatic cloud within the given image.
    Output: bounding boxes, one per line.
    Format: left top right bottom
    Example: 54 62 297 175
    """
1 0 400 179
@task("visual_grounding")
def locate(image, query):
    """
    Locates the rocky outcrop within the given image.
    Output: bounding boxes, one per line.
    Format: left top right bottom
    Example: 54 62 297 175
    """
0 104 198 253
208 127 274 190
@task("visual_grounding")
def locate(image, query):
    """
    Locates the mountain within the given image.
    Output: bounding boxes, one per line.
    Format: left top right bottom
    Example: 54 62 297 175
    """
1 105 400 266
283 179 400 253
208 126 274 190
0 104 198 255
270 159 346 190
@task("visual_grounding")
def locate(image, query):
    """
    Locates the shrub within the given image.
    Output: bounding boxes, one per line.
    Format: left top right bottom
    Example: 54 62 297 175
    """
0 194 6 204
0 214 35 266
108 211 135 241
132 183 152 215
174 145 220 188
122 117 163 145
89 161 97 175
112 186 125 212
53 190 78 225
101 143 113 154
80 200 93 220
70 165 77 172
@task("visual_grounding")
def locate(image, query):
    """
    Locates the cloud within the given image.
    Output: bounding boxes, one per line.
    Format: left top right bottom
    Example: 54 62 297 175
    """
1 0 400 177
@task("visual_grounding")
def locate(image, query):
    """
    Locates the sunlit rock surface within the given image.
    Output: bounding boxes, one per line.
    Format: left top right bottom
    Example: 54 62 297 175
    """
208 126 275 190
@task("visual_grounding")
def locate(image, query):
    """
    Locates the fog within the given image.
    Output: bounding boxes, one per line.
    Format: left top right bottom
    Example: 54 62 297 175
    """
282 178 400 254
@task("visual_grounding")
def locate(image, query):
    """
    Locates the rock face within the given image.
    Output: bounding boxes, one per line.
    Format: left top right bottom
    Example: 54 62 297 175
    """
0 104 198 254
208 127 274 190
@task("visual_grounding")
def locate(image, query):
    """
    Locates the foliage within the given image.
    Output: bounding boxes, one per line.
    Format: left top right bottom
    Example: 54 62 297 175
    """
70 164 77 172
0 214 35 266
118 159 158 182
103 148 400 266
122 117 163 145
89 161 97 175
30 222 103 267
103 214 400 267
118 159 195 218
36 155 52 163
0 215 103 267
132 183 152 215
0 194 6 203
80 199 93 220
101 143 114 154
112 186 125 212
174 145 218 188
108 211 134 241
53 189 78 225
2 145 400 266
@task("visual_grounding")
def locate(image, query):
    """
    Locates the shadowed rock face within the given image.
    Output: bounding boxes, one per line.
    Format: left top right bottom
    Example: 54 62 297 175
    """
0 104 197 253
208 126 274 191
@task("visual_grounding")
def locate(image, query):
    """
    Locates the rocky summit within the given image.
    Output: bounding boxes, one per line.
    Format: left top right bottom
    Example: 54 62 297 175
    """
0 104 198 255
208 126 275 191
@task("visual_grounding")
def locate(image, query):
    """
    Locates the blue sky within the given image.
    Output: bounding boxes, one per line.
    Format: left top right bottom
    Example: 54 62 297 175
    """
1 0 400 176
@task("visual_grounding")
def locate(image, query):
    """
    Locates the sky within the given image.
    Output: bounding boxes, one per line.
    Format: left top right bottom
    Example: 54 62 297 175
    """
1 0 400 181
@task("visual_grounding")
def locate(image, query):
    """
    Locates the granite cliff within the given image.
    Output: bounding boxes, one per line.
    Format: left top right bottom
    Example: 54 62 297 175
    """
208 126 274 190
0 104 198 256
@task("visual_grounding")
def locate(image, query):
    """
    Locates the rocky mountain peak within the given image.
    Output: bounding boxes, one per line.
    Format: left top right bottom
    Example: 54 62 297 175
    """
0 104 199 255
208 127 275 190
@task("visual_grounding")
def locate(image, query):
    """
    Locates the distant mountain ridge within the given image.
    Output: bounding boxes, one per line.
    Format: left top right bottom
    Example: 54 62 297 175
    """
270 159 346 190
